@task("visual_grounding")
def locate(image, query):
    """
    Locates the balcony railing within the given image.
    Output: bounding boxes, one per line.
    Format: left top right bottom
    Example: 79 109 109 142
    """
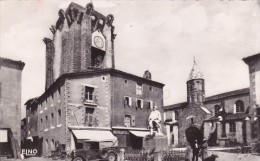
83 94 98 105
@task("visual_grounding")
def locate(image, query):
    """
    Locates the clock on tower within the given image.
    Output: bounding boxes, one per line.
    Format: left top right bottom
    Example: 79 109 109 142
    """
92 30 106 51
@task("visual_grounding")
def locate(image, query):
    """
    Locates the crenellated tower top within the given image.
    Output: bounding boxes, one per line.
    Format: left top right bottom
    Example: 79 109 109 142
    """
43 2 116 90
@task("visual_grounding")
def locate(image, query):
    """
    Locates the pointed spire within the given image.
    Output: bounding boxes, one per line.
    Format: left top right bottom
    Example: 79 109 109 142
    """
188 57 203 80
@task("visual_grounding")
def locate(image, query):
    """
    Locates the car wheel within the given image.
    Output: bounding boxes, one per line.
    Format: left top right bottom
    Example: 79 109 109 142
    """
101 149 108 159
72 156 84 161
107 152 116 161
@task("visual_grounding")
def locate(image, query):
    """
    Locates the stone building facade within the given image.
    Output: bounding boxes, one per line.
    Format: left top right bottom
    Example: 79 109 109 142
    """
24 2 164 157
164 60 252 147
0 57 25 157
35 69 163 156
243 53 260 152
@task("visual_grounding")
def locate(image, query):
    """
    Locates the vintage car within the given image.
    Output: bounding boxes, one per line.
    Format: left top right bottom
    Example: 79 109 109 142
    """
71 141 118 161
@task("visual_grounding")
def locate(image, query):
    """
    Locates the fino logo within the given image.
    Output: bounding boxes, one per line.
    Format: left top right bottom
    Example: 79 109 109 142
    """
21 149 38 156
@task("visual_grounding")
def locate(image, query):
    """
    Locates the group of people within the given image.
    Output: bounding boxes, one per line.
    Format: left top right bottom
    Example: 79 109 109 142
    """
191 139 208 161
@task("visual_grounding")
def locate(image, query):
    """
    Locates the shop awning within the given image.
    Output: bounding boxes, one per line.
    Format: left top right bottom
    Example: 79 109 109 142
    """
129 130 150 137
72 130 117 142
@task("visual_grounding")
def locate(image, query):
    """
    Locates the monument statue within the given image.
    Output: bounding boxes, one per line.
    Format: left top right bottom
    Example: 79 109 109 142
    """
148 106 162 135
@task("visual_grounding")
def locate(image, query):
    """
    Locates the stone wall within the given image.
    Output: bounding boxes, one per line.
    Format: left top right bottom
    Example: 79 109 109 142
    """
111 74 164 131
68 74 111 128
0 60 24 148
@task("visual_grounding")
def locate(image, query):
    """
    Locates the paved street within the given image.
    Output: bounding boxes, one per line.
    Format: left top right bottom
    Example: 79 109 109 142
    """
1 151 260 161
208 151 260 161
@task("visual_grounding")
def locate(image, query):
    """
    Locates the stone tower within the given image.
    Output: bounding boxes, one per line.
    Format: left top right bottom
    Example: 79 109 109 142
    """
186 59 205 106
43 2 116 90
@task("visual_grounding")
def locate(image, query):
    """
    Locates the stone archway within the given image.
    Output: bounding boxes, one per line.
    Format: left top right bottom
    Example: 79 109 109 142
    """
185 126 203 144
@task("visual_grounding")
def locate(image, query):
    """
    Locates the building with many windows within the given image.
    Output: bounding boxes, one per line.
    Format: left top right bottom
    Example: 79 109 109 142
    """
24 2 164 156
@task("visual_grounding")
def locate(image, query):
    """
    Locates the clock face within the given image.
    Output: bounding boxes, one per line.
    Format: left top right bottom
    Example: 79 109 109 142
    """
94 36 104 49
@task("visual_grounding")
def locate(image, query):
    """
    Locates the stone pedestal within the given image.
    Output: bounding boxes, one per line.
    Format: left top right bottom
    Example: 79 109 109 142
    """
143 134 168 151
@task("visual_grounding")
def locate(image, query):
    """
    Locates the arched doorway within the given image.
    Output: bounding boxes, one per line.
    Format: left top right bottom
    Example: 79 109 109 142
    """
185 126 203 144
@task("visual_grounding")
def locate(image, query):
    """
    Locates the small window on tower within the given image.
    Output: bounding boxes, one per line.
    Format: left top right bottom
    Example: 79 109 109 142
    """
84 87 94 101
191 118 194 124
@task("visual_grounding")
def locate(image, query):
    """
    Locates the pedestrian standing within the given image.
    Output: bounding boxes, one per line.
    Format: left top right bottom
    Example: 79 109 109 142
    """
201 139 208 161
191 139 199 161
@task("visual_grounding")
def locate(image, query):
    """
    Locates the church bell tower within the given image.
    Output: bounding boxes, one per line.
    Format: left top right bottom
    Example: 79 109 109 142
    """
187 58 205 106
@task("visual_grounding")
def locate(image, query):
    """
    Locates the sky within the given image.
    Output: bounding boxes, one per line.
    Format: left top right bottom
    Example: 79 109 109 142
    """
0 0 259 118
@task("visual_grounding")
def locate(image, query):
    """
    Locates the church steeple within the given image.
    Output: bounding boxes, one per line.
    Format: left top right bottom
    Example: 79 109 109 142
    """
187 58 205 105
188 57 203 81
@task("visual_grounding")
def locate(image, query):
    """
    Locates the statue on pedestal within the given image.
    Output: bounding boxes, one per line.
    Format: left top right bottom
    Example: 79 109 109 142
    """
148 106 162 135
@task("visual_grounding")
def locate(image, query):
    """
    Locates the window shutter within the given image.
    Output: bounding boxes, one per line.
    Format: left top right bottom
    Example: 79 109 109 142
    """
129 97 132 106
233 104 236 114
172 111 176 121
0 82 2 98
123 97 126 106
150 101 153 109
141 100 143 108
131 115 135 127
81 85 85 102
